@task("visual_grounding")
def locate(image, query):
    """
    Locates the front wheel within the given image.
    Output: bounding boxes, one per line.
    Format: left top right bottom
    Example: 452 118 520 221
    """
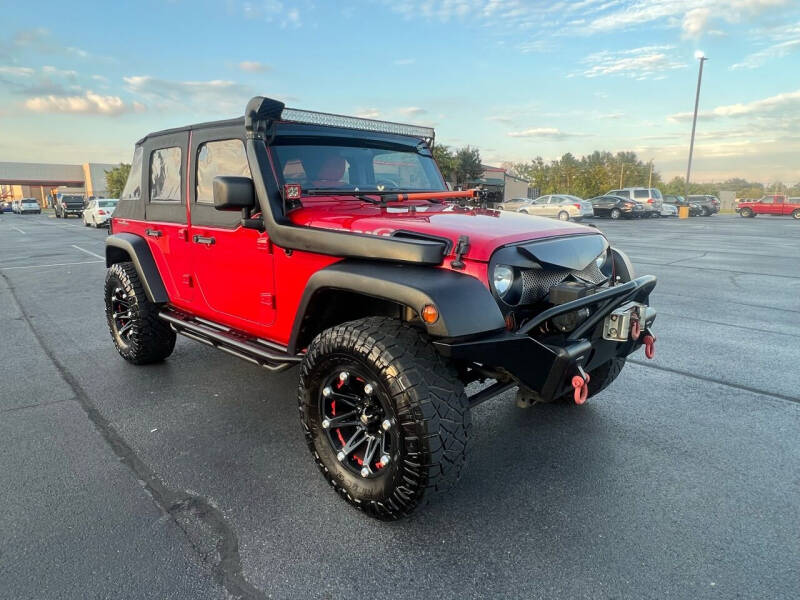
104 262 176 364
739 208 754 218
557 211 570 221
299 317 471 520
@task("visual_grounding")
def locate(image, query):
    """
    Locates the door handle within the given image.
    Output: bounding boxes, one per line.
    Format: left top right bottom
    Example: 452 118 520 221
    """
193 235 215 246
145 228 162 238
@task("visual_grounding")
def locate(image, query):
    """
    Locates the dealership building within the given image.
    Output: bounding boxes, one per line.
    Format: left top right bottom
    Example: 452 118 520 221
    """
0 161 118 207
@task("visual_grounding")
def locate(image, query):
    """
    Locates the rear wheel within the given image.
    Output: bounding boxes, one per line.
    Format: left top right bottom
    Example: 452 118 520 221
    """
739 207 754 218
104 262 176 364
299 317 471 520
558 211 570 221
792 209 800 220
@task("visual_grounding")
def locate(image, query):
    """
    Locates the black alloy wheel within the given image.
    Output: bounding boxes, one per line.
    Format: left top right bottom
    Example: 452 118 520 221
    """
109 285 134 347
318 365 397 480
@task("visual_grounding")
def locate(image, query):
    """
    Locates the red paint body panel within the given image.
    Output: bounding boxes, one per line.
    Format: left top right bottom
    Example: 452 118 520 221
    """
287 197 596 261
112 195 593 346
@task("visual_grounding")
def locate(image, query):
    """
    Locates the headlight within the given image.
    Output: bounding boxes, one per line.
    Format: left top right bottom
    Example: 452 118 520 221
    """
493 265 514 297
595 249 612 276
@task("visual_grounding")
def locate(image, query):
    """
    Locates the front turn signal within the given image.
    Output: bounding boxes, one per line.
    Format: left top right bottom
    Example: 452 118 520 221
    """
421 304 439 324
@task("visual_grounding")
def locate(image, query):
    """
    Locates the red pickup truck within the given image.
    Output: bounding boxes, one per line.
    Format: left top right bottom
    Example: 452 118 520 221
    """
737 195 800 219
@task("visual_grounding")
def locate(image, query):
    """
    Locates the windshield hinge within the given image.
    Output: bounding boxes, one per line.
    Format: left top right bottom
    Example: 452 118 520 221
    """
450 235 470 270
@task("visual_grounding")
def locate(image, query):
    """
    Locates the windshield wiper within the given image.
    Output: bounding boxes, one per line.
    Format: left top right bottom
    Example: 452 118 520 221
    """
305 188 448 204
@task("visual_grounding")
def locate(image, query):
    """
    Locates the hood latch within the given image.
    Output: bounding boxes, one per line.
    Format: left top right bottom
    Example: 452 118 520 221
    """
450 235 470 270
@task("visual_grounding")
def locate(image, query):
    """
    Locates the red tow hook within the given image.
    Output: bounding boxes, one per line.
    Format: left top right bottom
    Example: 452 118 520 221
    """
630 318 641 340
571 371 590 405
643 333 656 359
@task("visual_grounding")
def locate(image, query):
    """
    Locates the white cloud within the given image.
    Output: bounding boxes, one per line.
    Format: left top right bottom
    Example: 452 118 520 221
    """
580 45 686 79
124 75 252 112
398 106 427 117
731 21 800 69
668 89 800 121
23 91 140 116
240 1 301 27
355 108 381 118
507 127 579 139
238 60 271 73
682 8 710 38
0 66 34 76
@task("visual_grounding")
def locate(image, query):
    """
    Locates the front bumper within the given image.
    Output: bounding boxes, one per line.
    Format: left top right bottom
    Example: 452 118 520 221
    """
434 275 657 402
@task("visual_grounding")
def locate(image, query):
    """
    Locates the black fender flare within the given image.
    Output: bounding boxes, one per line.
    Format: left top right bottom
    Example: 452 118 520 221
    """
105 233 169 304
288 261 505 353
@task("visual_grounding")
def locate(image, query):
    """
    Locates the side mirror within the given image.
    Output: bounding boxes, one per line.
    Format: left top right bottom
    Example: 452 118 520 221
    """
213 176 255 211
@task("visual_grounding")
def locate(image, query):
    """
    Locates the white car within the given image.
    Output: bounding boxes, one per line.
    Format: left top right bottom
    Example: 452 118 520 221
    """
660 203 678 217
82 198 118 227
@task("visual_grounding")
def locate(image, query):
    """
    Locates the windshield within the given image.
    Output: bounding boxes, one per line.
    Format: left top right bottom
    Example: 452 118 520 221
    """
271 143 445 194
99 200 118 208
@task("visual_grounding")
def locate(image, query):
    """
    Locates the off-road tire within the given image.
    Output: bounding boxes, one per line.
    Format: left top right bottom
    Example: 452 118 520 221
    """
298 317 471 520
104 262 175 365
791 209 800 220
610 208 621 220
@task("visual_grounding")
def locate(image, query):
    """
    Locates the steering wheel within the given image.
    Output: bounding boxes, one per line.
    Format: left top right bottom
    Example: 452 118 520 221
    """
375 178 400 190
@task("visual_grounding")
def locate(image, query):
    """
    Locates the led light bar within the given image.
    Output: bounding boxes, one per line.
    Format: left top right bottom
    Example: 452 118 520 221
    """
280 107 435 141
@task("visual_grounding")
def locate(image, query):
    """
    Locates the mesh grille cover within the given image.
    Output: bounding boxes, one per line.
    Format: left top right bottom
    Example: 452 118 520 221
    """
519 260 607 304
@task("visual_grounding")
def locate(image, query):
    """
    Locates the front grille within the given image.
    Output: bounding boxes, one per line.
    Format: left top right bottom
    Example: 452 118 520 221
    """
519 260 606 304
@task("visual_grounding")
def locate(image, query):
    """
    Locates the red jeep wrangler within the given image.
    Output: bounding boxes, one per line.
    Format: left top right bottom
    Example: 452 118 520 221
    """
104 97 657 519
737 195 800 219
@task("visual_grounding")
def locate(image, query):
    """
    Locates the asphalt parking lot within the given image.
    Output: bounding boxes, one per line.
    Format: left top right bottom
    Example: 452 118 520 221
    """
1 212 798 599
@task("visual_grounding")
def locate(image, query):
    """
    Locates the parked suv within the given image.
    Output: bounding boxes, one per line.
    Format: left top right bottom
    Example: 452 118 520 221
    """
686 194 720 216
605 187 663 217
54 194 85 218
104 97 657 519
17 198 41 214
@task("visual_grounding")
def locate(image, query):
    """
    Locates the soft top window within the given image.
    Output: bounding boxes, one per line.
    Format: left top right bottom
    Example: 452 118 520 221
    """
121 146 143 200
150 146 182 202
196 139 251 204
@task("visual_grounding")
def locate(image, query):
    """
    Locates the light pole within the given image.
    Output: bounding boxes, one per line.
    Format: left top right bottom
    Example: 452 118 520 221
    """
648 159 654 189
685 50 708 199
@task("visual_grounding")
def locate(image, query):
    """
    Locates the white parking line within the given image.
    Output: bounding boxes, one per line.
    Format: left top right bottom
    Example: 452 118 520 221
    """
12 226 26 234
71 244 104 259
0 260 103 271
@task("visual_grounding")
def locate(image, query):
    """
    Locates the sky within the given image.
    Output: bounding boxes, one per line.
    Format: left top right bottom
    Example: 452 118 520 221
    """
1 0 799 184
